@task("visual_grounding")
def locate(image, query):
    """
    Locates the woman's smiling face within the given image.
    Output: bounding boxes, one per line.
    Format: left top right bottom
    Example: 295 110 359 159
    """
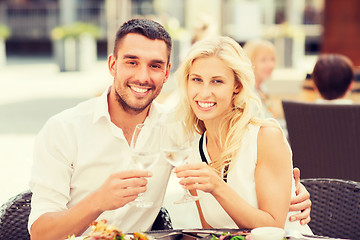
187 56 240 125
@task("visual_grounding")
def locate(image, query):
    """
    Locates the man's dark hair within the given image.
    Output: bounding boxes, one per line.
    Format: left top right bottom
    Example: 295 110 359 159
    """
312 54 354 100
113 18 172 65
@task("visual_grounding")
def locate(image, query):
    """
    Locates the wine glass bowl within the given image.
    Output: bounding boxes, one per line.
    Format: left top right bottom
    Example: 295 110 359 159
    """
161 121 200 204
131 151 160 170
129 123 161 208
163 145 191 163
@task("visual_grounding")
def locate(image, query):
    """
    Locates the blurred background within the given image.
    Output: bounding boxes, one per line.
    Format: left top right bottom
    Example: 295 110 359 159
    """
0 0 359 228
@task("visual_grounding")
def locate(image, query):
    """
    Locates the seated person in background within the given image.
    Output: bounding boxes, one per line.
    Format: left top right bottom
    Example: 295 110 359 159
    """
191 14 217 45
172 36 312 234
243 39 290 147
243 39 276 117
312 54 354 104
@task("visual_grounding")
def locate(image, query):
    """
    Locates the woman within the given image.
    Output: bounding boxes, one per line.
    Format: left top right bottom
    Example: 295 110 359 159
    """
243 39 276 117
172 36 312 233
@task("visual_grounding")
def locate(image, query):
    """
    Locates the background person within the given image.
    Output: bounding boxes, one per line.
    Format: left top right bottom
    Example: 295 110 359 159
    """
243 39 277 117
191 14 217 45
172 36 312 233
312 54 354 104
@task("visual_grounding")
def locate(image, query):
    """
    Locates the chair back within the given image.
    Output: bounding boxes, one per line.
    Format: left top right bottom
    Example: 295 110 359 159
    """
0 190 32 240
301 178 360 239
282 100 360 181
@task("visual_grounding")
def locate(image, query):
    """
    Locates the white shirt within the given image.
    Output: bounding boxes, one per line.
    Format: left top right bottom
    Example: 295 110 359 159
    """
191 124 312 234
28 87 172 235
315 98 353 105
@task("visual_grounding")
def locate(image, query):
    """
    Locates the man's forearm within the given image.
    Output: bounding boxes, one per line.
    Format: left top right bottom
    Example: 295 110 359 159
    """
30 192 103 240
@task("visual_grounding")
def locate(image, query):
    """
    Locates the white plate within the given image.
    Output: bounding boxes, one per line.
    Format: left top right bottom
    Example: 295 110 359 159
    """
67 234 133 240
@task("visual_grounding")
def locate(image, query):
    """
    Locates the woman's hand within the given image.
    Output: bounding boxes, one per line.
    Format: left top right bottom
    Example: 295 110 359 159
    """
173 162 224 194
289 167 311 225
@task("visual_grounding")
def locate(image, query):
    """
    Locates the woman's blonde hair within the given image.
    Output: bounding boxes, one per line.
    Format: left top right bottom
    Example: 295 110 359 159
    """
174 36 264 174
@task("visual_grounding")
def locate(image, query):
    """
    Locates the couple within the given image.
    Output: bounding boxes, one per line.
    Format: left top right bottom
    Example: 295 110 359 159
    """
28 18 311 240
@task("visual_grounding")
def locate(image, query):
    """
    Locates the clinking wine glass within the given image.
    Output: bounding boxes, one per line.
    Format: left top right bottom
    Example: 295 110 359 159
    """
161 121 200 204
129 123 161 208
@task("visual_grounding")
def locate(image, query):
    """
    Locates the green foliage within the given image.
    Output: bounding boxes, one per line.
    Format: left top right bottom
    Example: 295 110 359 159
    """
51 22 101 40
0 24 11 40
164 17 188 40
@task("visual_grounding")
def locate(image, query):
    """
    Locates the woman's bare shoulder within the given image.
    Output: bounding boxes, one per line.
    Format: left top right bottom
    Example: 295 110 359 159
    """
257 119 289 152
258 119 283 138
257 120 291 166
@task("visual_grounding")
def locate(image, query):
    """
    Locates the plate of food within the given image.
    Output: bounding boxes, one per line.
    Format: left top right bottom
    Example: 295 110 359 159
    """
183 229 251 240
67 219 150 240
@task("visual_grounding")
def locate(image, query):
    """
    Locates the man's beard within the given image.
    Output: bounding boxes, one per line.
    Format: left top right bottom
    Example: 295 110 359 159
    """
114 87 154 115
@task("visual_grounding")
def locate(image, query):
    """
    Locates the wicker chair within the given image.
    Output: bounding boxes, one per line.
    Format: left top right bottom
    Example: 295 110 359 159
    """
301 178 360 239
0 190 172 240
282 100 360 181
0 190 32 240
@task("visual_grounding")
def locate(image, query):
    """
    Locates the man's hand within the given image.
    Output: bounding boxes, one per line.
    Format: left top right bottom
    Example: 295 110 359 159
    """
30 170 152 240
94 170 152 211
289 167 311 225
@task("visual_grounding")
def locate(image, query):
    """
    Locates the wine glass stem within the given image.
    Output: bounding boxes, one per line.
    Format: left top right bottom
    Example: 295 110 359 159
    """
137 193 145 202
183 189 193 198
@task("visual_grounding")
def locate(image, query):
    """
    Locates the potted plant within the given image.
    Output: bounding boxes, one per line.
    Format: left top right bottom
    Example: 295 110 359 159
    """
0 24 11 67
51 22 101 72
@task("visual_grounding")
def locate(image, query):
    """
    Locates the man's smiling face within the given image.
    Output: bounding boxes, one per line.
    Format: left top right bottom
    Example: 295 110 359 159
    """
108 33 170 114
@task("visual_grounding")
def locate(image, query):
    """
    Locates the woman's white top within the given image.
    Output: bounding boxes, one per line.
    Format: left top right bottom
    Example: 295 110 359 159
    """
190 123 312 234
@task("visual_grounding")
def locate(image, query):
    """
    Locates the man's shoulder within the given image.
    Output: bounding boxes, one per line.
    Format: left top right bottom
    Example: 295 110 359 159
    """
151 101 173 122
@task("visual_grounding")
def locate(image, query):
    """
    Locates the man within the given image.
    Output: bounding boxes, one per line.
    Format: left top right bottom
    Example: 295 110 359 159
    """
312 54 354 104
29 18 172 240
29 18 310 240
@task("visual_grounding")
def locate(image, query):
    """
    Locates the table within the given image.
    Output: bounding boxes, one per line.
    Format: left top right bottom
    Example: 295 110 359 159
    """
144 229 350 240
